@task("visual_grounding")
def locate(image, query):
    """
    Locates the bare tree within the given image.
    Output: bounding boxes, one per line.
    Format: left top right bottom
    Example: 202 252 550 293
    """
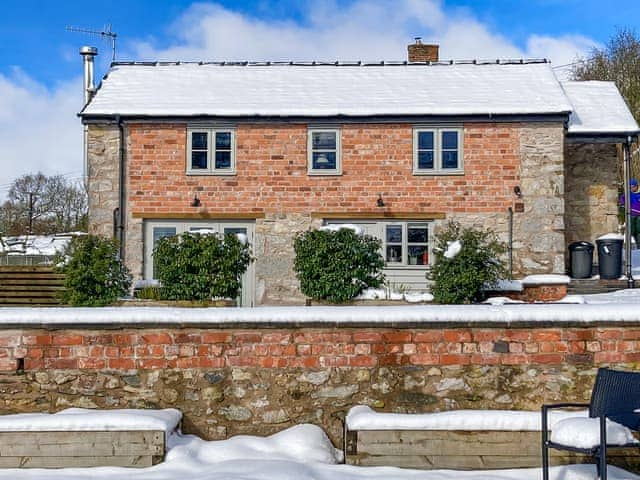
0 173 87 236
572 28 640 176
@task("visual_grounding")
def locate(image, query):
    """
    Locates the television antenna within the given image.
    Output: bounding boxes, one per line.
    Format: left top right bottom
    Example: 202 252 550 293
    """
66 24 117 62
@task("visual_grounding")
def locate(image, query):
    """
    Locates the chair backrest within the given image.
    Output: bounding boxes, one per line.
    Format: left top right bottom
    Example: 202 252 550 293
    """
589 367 640 429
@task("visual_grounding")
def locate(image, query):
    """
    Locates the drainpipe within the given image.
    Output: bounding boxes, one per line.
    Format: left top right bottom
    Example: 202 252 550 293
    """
623 137 635 288
508 207 513 279
116 115 126 261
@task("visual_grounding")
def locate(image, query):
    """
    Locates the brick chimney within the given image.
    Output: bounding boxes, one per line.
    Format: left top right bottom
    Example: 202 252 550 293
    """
408 37 439 62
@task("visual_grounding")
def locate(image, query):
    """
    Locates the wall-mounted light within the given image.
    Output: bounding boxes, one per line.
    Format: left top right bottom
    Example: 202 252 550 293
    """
190 194 201 207
514 186 522 198
377 194 385 207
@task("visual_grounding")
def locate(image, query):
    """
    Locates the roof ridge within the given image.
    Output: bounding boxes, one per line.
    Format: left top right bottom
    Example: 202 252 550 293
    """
110 58 550 67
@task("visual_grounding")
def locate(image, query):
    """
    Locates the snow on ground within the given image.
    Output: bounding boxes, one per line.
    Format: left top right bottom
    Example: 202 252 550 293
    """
0 422 636 480
0 430 634 480
356 288 434 303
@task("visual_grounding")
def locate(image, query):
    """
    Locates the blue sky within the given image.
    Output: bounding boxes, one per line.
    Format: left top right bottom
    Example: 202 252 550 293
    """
0 0 638 197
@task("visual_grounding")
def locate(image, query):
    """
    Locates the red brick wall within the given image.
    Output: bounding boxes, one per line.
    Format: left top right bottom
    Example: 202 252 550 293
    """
4 325 638 372
127 122 522 215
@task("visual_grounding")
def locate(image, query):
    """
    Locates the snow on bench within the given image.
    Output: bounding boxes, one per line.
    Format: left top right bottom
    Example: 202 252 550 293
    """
0 408 181 468
343 406 640 471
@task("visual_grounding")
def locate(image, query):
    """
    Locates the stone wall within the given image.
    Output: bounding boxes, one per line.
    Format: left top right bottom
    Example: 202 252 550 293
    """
86 124 120 238
564 143 619 248
254 213 321 305
515 124 566 275
1 322 639 446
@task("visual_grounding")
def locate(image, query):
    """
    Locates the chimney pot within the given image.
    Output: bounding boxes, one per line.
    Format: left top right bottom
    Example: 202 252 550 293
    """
408 40 439 63
80 46 98 105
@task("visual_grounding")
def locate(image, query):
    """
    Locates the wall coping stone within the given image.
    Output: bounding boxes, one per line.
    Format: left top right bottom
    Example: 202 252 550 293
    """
0 305 639 329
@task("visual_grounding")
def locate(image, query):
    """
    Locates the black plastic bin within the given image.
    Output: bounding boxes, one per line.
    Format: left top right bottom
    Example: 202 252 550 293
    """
569 241 594 279
596 238 623 280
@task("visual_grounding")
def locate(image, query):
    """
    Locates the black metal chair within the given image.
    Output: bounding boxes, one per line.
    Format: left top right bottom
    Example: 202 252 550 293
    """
542 367 640 480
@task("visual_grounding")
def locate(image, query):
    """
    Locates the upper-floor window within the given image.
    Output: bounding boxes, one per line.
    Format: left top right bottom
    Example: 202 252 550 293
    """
187 128 236 175
308 128 341 175
413 127 463 174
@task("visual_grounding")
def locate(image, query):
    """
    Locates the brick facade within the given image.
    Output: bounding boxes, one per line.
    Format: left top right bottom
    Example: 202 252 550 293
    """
127 122 521 215
87 120 569 303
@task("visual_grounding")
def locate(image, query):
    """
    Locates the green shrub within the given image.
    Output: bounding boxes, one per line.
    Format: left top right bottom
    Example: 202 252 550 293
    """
153 232 252 301
293 227 385 303
135 286 161 300
427 221 507 304
56 235 132 306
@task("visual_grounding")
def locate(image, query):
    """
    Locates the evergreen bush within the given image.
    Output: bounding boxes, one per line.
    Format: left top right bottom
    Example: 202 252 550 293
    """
153 232 252 301
293 227 385 303
56 235 131 306
427 221 507 304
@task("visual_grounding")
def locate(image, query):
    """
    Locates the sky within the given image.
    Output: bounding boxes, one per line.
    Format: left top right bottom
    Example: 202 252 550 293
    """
0 0 638 200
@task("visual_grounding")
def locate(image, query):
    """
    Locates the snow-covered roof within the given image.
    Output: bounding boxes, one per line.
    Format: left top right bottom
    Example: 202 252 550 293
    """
82 60 575 117
563 81 640 135
0 233 82 256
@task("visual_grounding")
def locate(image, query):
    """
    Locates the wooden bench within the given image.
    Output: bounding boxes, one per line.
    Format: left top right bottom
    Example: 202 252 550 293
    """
344 406 640 471
0 430 165 468
345 429 640 470
0 408 180 468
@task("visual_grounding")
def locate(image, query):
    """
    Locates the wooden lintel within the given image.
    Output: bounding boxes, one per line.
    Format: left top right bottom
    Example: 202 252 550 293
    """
311 212 446 220
132 212 265 220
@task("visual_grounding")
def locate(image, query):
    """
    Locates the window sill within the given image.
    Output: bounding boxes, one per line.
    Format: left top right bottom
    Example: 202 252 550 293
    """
186 170 237 176
412 170 464 176
307 170 342 176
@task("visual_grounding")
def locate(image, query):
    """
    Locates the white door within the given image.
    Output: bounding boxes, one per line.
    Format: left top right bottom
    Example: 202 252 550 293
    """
144 220 255 306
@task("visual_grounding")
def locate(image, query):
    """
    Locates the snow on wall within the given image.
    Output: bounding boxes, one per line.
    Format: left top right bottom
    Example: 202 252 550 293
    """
2 301 640 326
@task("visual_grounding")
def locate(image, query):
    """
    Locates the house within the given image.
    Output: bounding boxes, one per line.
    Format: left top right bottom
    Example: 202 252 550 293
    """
79 41 639 306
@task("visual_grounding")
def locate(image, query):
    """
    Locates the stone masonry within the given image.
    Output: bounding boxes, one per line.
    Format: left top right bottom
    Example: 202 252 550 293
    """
86 124 120 238
1 323 639 446
564 143 619 247
515 123 566 274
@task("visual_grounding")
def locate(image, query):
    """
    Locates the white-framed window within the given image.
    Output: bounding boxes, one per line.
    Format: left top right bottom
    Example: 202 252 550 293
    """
413 127 463 174
325 220 431 267
308 128 341 175
144 220 255 306
187 128 236 175
384 222 430 266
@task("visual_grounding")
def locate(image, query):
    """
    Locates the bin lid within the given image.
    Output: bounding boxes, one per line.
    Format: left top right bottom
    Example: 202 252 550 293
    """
596 237 623 245
569 241 594 250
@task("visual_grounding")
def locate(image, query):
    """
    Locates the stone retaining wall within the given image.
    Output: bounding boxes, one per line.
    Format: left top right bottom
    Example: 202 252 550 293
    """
0 318 639 447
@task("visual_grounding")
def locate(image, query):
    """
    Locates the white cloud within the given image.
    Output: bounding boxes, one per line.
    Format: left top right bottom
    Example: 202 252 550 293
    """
0 70 84 200
0 0 601 200
127 0 598 65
